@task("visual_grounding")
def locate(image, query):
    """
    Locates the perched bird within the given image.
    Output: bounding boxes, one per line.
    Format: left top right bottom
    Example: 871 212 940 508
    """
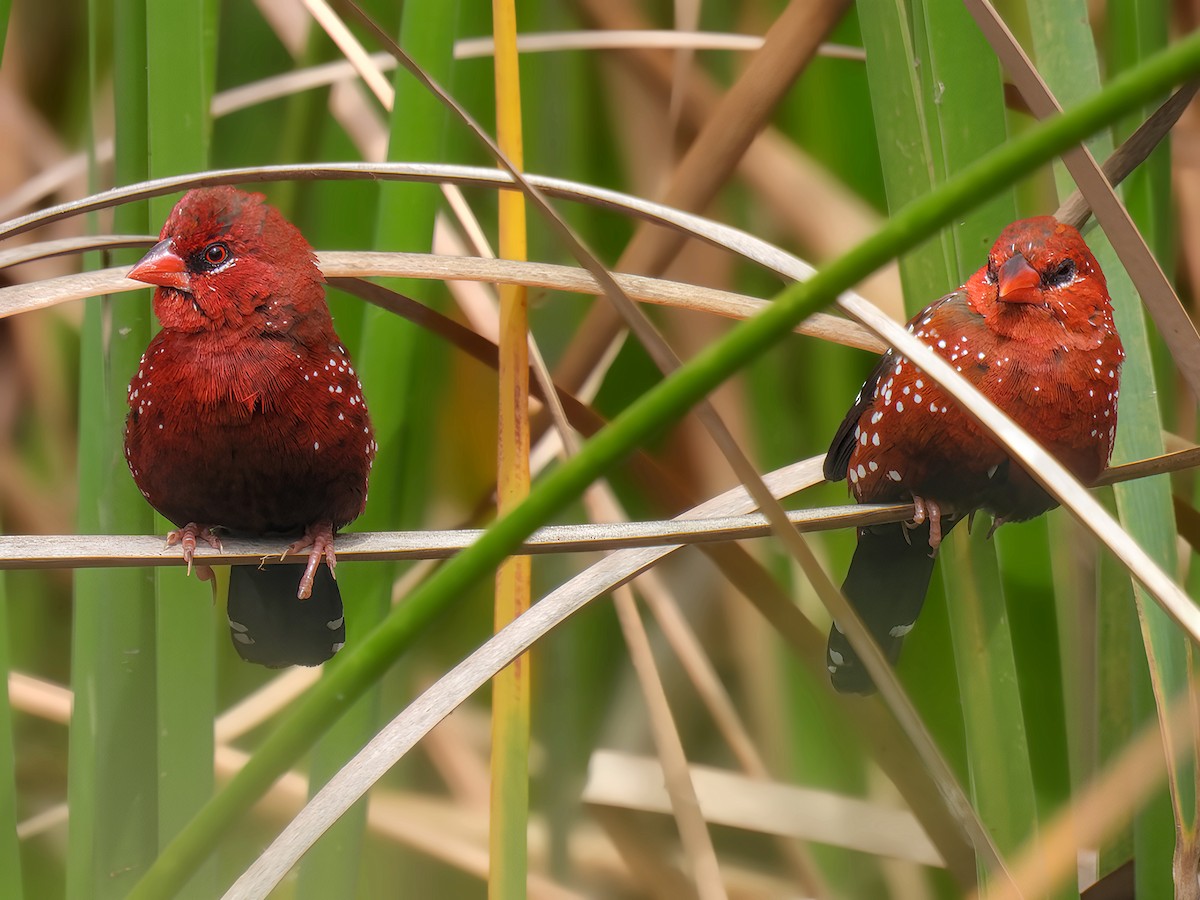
124 187 376 667
824 216 1123 693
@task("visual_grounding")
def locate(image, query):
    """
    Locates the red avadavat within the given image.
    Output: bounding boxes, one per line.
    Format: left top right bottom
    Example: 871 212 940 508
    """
824 217 1124 693
124 187 376 667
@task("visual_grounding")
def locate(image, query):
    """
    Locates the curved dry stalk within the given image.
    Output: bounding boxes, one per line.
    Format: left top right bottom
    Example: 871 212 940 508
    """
3 441 1191 569
0 248 881 351
455 30 865 60
301 0 393 107
0 162 825 277
583 750 943 867
0 138 112 221
228 416 1012 892
210 35 860 124
209 56 395 118
0 235 156 269
611 586 728 900
0 501 912 571
1096 446 1200 485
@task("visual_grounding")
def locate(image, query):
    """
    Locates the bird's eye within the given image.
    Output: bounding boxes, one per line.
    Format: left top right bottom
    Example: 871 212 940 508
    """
984 260 997 285
1043 259 1076 288
202 242 230 268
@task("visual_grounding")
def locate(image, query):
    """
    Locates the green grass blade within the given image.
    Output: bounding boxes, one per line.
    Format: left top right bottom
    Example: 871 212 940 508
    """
857 0 953 301
145 3 216 898
1109 0 1172 266
1106 2 1192 889
913 0 1041 871
857 1 966 788
68 1 159 897
1028 1 1183 893
862 0 1039 876
0 577 23 900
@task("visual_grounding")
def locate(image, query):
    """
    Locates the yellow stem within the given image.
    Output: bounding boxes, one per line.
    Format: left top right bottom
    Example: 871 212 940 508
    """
489 0 530 897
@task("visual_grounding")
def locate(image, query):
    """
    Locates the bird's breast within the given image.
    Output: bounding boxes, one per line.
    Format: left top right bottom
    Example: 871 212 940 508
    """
124 329 376 533
846 320 1121 511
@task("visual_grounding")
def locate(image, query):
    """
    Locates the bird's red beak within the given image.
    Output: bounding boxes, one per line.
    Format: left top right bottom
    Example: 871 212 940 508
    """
128 239 191 291
996 254 1041 304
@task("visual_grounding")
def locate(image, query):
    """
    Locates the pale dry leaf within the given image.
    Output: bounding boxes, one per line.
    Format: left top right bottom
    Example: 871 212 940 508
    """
583 750 944 867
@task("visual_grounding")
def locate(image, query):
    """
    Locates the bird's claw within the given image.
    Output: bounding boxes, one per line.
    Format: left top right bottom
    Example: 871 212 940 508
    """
906 496 944 556
166 523 222 576
282 522 337 600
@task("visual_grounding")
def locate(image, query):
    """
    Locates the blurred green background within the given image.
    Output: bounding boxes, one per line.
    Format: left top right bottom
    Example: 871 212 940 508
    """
0 0 1196 897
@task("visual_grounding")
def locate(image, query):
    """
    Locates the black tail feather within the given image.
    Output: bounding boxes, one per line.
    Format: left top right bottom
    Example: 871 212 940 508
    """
827 517 961 694
227 564 345 668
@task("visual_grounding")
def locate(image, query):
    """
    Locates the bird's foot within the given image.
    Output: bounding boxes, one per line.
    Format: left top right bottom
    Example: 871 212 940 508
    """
166 523 222 576
283 522 338 600
907 496 944 555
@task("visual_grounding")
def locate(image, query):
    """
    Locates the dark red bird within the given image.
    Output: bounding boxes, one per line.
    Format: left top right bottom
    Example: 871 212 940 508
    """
124 187 375 667
824 216 1123 693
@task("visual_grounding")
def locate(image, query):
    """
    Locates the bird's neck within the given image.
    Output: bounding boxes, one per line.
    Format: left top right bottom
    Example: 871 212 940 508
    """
984 302 1104 350
151 327 325 410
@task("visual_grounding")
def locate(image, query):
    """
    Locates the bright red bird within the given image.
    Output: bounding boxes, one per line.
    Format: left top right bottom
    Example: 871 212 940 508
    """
124 187 376 667
824 216 1123 693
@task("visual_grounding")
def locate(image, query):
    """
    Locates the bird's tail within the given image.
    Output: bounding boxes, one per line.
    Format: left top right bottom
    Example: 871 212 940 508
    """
827 517 961 694
227 564 346 668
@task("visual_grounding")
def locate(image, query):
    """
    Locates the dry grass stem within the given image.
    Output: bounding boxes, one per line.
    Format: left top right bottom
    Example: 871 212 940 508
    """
612 585 729 900
583 750 944 867
0 250 882 351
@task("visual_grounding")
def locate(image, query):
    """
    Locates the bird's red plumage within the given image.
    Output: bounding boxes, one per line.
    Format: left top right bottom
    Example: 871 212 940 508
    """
827 216 1123 524
123 187 375 665
823 216 1124 692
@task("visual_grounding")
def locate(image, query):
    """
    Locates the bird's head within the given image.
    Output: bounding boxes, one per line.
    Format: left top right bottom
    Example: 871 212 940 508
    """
979 215 1106 315
127 187 326 334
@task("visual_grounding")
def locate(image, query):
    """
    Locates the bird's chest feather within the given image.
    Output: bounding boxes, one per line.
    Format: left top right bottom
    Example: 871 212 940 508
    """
124 328 376 531
847 298 1121 507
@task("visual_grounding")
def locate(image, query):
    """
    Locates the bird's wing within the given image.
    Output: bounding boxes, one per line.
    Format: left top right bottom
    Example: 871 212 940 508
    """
823 349 894 482
823 289 968 482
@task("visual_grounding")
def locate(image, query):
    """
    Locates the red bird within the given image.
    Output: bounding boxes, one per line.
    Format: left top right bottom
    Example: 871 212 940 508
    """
124 187 376 667
824 216 1123 693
